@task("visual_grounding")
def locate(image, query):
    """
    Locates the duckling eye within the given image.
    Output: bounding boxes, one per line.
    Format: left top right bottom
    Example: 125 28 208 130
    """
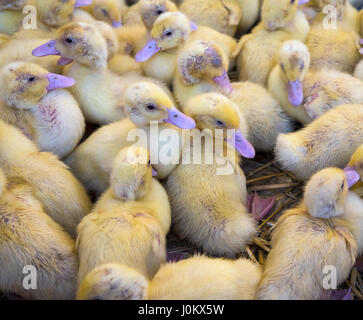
341 181 345 190
27 76 35 83
156 8 164 15
290 0 295 4
102 8 109 17
215 119 225 127
146 104 157 111
65 38 73 44
164 31 173 37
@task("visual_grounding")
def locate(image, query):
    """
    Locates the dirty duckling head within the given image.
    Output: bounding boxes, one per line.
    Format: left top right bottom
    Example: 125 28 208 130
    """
178 40 232 95
110 146 156 202
262 0 309 31
304 167 359 219
139 0 178 30
0 61 75 109
185 93 255 159
278 40 310 106
90 0 122 28
32 22 108 69
136 12 197 62
124 82 196 129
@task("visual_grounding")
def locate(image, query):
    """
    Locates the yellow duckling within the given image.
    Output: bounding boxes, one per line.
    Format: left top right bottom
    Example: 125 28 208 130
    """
65 81 195 196
0 120 91 237
124 0 177 30
173 40 233 110
233 0 310 86
0 61 85 159
0 168 78 300
346 144 363 197
0 0 91 35
257 168 361 300
77 256 262 300
275 104 363 181
83 0 123 27
165 93 259 257
32 21 162 125
135 12 236 85
77 146 170 285
179 0 241 36
269 40 363 124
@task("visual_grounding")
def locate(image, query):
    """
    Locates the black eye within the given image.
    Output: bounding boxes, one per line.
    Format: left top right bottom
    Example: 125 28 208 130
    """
65 38 73 44
164 31 173 37
27 76 35 83
290 0 295 4
102 8 109 17
215 120 225 127
156 9 164 15
146 104 156 111
341 181 345 190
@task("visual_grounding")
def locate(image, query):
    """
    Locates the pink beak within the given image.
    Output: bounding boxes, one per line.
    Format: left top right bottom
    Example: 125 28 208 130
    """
46 73 76 91
74 0 92 8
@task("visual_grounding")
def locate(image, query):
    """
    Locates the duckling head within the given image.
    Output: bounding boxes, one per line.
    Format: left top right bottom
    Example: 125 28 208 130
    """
347 144 363 181
304 167 356 219
77 263 148 300
92 21 119 60
184 93 255 159
91 0 122 28
0 61 75 109
278 40 310 106
35 0 92 27
262 0 309 31
124 81 196 129
32 22 108 69
135 12 197 62
110 146 157 201
177 40 232 95
139 0 178 30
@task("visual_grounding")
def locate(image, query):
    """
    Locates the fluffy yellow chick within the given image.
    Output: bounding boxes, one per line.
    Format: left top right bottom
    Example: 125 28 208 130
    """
124 0 177 30
0 120 91 237
275 104 363 181
165 93 257 257
135 12 236 85
77 146 170 285
179 0 241 36
32 22 164 125
269 40 363 124
65 81 195 196
84 0 123 27
229 82 293 152
0 169 78 299
173 40 232 110
233 0 310 86
346 144 363 197
0 61 85 158
257 168 360 300
77 256 262 300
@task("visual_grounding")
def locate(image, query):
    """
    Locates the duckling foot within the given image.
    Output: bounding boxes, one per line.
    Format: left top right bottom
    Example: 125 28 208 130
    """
247 193 276 222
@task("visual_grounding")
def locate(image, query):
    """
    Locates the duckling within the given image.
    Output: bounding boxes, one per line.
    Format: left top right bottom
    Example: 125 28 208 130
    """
346 144 363 197
65 81 195 196
173 40 232 110
235 0 261 35
257 168 360 300
0 61 85 159
275 104 363 181
165 93 259 257
269 40 363 124
77 256 262 300
179 0 241 36
123 0 177 30
0 120 91 237
77 146 170 284
135 12 236 85
233 0 310 86
229 81 294 152
0 169 78 300
32 22 167 125
84 0 123 27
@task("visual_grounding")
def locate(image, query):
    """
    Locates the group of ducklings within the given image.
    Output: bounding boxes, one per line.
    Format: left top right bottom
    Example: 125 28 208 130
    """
0 0 362 300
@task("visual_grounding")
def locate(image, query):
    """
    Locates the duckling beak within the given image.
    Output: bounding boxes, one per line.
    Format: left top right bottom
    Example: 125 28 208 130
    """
344 167 360 188
112 19 122 28
57 57 74 66
32 40 60 57
46 73 76 91
228 129 255 159
288 80 303 106
213 71 233 95
75 0 92 8
135 40 161 62
152 167 158 177
163 107 196 129
190 21 198 31
298 0 310 5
